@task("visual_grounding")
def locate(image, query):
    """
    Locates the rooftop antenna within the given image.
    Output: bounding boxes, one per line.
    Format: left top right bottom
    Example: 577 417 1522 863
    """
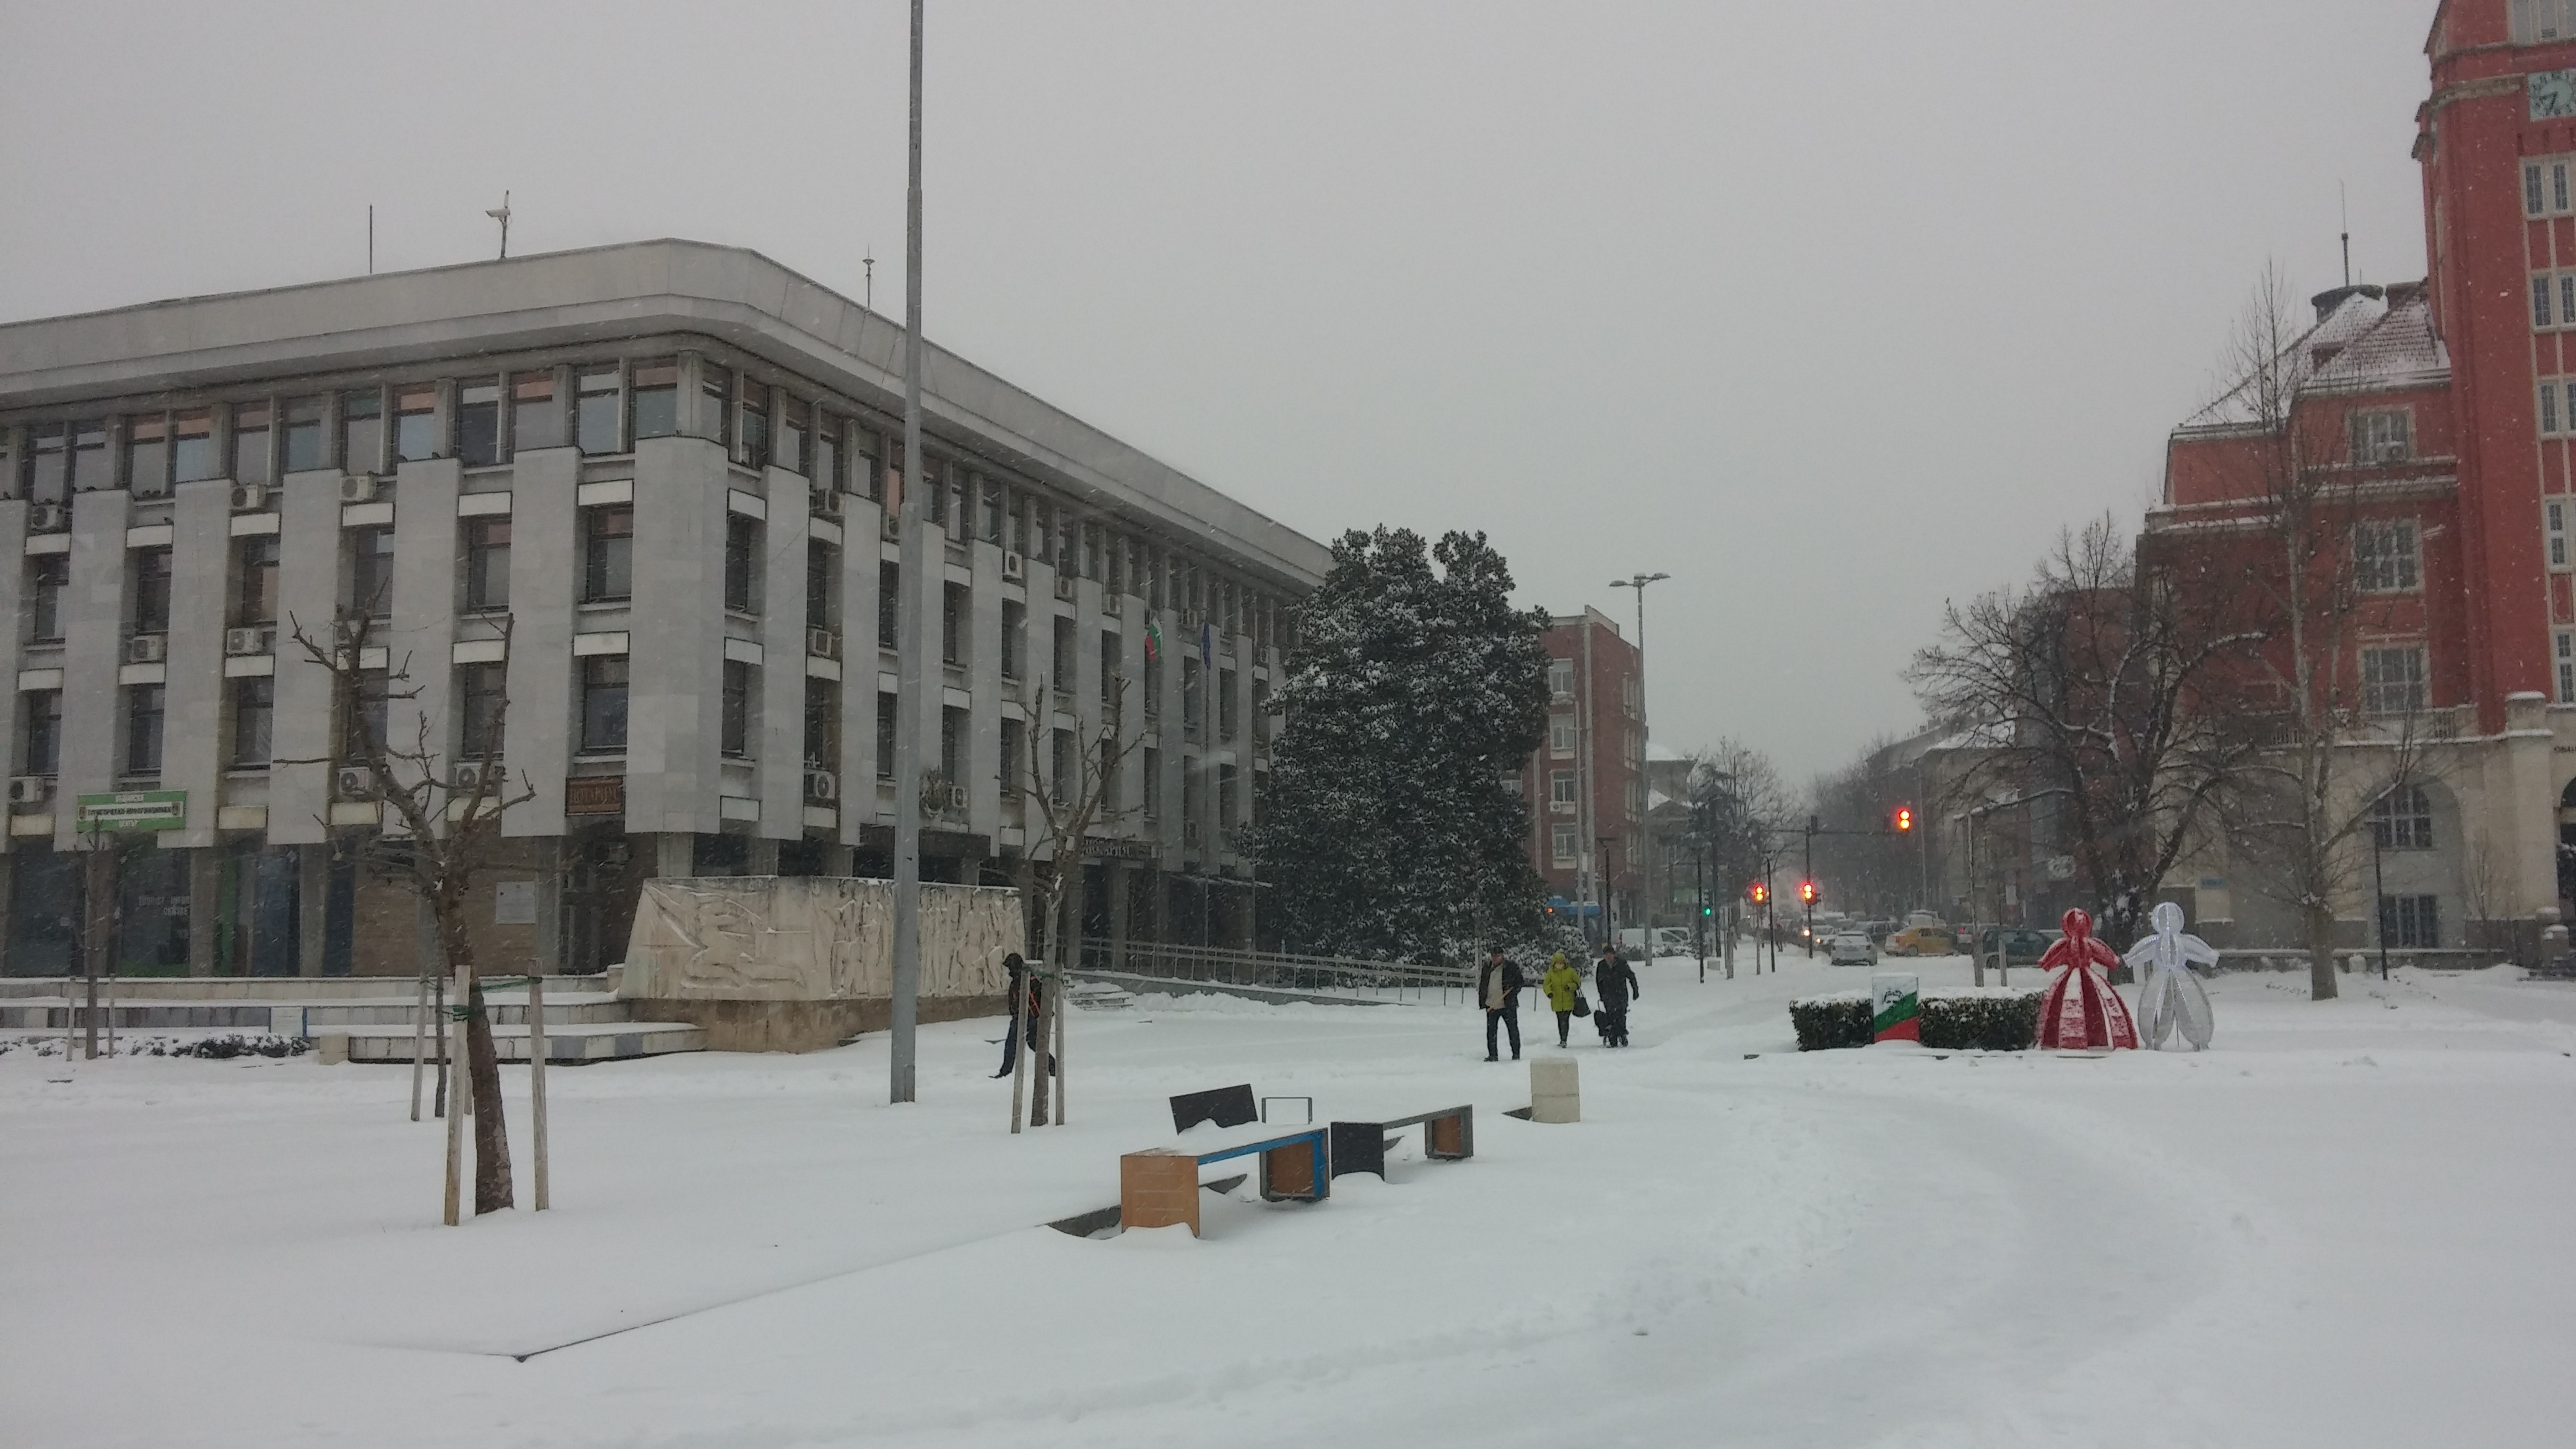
485 190 511 260
2339 180 2351 289
864 249 875 311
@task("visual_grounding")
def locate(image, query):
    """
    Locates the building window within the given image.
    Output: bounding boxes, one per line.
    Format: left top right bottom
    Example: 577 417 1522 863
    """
806 541 837 630
1142 745 1162 818
167 407 215 485
1551 824 1578 866
232 676 274 766
778 397 809 477
341 390 383 474
1001 600 1025 679
999 716 1025 794
236 536 286 625
855 428 882 503
1550 770 1577 808
133 546 173 635
876 692 897 778
724 515 760 613
631 360 679 440
946 707 971 785
2515 0 2576 46
22 690 63 775
1055 617 1077 694
1105 632 1125 707
721 661 753 757
1050 726 1073 804
455 379 502 466
393 386 437 463
698 363 731 448
28 556 68 643
2559 629 2576 702
464 517 511 611
1550 715 1575 754
815 411 843 493
877 562 899 650
941 581 968 666
349 526 395 617
1549 659 1573 700
22 424 66 502
2550 498 2572 570
2354 519 2419 593
739 381 770 470
983 482 1006 544
582 505 634 602
2545 380 2569 437
2369 784 2435 851
2350 409 2411 463
580 655 629 752
230 402 272 484
2378 893 2440 949
2361 645 2429 717
510 371 562 453
124 684 165 777
459 662 506 760
126 414 168 495
1181 655 1203 731
803 676 838 769
70 419 108 492
576 365 622 454
344 669 391 762
289 396 334 474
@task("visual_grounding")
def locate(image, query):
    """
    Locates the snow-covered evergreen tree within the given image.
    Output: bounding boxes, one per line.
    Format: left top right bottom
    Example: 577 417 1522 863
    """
1252 527 1551 962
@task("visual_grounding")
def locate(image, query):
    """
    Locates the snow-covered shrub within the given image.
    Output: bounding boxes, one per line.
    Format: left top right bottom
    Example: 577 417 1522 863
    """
1790 990 2042 1051
1789 994 1871 1051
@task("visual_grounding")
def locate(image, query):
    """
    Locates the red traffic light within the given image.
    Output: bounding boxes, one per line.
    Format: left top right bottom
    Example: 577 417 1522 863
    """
1894 806 1914 833
1798 880 1818 904
1749 881 1769 905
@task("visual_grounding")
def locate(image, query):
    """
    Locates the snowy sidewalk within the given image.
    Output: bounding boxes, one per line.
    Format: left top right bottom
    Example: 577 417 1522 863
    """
4 956 2572 1448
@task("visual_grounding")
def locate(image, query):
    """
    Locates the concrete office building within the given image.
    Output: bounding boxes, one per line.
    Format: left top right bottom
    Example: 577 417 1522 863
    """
0 240 1329 978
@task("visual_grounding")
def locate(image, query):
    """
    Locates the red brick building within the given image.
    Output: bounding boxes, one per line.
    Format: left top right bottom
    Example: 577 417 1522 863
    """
1520 608 1643 939
2141 0 2576 952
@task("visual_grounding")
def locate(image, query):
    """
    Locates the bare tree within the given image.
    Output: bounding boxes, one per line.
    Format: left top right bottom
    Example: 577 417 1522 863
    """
1009 674 1146 1130
2198 264 2434 1000
1908 515 2261 949
285 607 532 1218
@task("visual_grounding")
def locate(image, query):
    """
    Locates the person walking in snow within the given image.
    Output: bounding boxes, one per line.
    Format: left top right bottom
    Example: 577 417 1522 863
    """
992 953 1046 1078
1541 952 1584 1046
1594 942 1639 1047
1479 947 1525 1061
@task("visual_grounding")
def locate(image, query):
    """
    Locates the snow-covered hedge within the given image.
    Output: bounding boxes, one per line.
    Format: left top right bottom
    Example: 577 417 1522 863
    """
0 1033 311 1060
1789 990 2042 1052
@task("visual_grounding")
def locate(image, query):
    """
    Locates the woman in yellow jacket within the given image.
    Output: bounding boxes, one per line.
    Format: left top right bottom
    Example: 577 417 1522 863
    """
1540 952 1584 1047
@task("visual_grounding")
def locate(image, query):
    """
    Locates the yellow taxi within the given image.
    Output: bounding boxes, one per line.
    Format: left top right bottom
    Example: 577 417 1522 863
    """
1884 924 1960 957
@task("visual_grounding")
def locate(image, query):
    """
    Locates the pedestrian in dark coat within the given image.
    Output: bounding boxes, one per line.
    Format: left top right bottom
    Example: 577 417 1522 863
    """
1595 944 1639 1047
993 953 1045 1077
1478 948 1525 1061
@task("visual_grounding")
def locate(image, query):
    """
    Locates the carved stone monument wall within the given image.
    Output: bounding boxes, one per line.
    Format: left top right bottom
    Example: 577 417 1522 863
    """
620 877 1024 1051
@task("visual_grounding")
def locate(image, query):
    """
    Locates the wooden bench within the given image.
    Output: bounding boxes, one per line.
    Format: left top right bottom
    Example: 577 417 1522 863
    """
1327 1105 1474 1181
1120 1127 1330 1237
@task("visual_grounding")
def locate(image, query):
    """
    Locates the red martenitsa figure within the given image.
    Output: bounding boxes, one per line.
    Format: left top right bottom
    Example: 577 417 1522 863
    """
2035 908 2138 1051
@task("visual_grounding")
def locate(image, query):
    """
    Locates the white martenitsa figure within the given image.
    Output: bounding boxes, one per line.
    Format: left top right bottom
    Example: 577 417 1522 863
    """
2124 902 2217 1051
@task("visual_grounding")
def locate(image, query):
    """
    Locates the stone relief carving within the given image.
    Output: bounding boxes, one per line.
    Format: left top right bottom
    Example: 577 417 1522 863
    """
622 877 1022 1002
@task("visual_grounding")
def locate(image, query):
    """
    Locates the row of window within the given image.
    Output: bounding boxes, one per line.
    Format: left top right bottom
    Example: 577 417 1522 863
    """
2525 154 2576 219
1547 825 1637 868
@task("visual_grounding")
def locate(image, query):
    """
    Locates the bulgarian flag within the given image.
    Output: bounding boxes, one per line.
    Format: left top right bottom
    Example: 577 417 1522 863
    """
1144 617 1162 663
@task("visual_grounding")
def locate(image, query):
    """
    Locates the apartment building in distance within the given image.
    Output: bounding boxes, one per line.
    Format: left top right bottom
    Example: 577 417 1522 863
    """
1520 607 1643 939
0 240 1329 978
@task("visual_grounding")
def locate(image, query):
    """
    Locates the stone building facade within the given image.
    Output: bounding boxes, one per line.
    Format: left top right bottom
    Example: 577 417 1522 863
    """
0 240 1327 977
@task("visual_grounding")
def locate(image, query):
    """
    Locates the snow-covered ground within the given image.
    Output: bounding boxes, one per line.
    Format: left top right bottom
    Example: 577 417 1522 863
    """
6 951 2573 1448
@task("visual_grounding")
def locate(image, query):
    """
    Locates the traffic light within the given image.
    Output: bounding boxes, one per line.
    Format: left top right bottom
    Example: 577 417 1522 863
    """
1749 881 1769 905
1799 879 1818 905
1702 903 1714 917
1894 805 1914 833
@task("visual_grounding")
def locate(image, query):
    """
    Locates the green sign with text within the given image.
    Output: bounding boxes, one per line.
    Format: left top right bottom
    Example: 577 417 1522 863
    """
76 790 186 833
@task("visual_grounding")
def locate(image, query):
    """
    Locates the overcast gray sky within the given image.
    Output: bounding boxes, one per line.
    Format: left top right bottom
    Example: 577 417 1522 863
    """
0 0 2439 785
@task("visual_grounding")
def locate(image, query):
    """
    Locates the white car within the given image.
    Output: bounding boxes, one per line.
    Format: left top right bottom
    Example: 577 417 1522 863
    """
1827 933 1877 967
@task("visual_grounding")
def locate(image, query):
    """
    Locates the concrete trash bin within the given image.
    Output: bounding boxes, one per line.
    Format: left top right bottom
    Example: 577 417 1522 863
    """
1530 1057 1580 1123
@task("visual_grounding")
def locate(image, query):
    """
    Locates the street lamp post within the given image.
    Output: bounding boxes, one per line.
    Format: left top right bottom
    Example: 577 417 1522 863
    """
888 0 928 1105
1608 572 1669 940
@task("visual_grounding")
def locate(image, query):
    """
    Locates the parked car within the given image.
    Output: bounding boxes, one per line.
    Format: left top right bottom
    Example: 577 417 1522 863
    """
1885 924 1960 957
1827 933 1878 966
1975 926 2058 969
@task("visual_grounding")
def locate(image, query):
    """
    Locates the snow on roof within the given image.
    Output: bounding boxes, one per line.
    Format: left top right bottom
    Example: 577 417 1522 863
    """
1646 741 1685 762
2183 290 2387 429
2306 291 2448 394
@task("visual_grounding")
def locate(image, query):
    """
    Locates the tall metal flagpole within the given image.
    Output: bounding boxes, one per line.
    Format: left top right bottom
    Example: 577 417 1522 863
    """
889 0 927 1104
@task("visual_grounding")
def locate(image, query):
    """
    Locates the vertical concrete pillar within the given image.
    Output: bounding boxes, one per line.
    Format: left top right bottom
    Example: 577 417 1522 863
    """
655 831 694 880
757 468 811 842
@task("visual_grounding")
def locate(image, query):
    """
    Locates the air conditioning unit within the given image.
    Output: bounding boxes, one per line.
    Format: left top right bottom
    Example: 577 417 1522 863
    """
809 488 845 519
229 483 269 513
947 783 968 812
1102 594 1123 618
2376 442 2408 463
339 474 381 504
881 512 901 542
334 766 373 801
8 775 51 806
1001 551 1025 582
806 626 840 660
224 625 274 656
123 633 167 665
27 503 67 533
453 760 500 794
804 768 838 803
1053 575 1077 602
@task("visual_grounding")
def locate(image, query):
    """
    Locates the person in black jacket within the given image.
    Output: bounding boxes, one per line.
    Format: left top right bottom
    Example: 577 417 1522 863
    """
1477 947 1525 1061
1594 943 1640 1047
993 953 1046 1077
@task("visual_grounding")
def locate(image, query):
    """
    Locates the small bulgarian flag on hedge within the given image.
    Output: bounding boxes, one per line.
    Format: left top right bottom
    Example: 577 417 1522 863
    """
1871 973 1921 1043
1144 618 1162 663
